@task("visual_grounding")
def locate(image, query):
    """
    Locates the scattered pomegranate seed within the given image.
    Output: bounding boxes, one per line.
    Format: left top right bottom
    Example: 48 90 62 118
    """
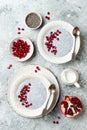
55 121 59 124
18 32 21 34
18 83 32 108
53 121 56 124
28 83 31 86
11 39 30 59
47 12 50 15
45 16 50 20
7 64 12 69
34 66 41 73
45 30 62 55
45 11 51 20
36 66 40 70
53 121 59 124
35 70 37 73
18 27 21 30
17 27 25 34
57 116 60 119
22 103 24 106
53 115 61 125
22 28 25 31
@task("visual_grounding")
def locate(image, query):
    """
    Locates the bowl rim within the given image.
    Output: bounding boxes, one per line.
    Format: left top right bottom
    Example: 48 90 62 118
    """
25 12 42 30
9 37 34 62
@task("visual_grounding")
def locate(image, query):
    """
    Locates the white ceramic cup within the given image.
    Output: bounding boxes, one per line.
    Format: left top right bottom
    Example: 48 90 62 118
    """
61 68 80 88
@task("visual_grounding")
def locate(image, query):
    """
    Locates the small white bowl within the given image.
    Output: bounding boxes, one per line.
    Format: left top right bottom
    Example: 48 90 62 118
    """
9 37 34 62
25 12 42 30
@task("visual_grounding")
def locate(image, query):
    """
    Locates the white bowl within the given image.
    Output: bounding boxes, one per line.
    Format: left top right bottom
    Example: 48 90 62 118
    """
9 37 34 62
25 12 42 30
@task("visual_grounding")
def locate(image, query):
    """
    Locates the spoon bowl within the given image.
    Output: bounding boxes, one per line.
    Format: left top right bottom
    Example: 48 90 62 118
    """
72 27 80 59
73 26 80 37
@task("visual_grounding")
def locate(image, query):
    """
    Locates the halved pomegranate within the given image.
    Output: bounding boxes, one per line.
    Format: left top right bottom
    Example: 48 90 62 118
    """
60 96 83 118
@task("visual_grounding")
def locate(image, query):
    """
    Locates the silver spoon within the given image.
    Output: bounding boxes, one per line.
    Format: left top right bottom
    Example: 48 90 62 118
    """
42 84 56 116
72 27 80 59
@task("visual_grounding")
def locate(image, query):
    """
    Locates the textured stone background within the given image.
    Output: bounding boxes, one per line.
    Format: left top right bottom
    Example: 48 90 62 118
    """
0 0 87 130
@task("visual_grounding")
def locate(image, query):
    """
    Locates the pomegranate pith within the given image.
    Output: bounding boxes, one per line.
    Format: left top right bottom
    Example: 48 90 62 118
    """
60 96 83 118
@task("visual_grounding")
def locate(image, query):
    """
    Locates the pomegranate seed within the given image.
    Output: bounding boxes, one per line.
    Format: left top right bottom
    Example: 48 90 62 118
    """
28 83 31 86
56 121 59 124
53 121 55 124
18 32 21 34
35 70 37 73
18 27 21 30
7 64 12 69
18 83 32 108
21 28 25 31
57 116 60 119
22 103 24 105
47 12 50 15
57 38 59 41
25 102 28 104
12 39 30 59
45 29 62 55
36 66 40 70
45 16 50 20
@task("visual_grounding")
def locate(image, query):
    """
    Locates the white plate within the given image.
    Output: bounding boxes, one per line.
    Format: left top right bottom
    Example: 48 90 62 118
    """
37 21 80 64
7 65 60 118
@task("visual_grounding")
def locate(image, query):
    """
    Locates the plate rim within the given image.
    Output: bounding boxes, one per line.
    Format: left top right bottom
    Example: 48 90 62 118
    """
7 65 60 118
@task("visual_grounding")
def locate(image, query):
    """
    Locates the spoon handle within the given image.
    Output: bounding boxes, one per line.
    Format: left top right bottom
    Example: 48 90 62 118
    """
72 36 77 60
42 92 55 116
74 82 80 88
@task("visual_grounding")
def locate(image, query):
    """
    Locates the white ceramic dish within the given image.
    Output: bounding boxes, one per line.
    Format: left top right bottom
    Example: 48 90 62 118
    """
61 68 80 88
7 65 60 118
9 37 34 62
25 12 42 30
37 21 80 64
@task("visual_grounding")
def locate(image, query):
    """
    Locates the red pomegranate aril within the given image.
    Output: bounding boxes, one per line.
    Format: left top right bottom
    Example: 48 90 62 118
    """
59 31 61 34
71 97 82 108
12 39 30 59
56 121 59 124
18 32 21 34
36 66 40 70
45 16 50 20
60 96 83 118
45 29 62 55
53 121 55 124
18 27 21 30
25 102 28 104
24 96 27 98
67 108 73 116
57 38 59 41
22 28 25 31
52 46 56 49
57 116 60 119
28 83 31 86
18 83 32 108
22 103 25 106
29 103 32 106
35 70 37 73
8 64 12 69
47 12 50 15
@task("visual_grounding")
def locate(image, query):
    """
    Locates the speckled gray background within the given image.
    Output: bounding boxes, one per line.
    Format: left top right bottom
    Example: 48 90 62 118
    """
0 0 87 130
